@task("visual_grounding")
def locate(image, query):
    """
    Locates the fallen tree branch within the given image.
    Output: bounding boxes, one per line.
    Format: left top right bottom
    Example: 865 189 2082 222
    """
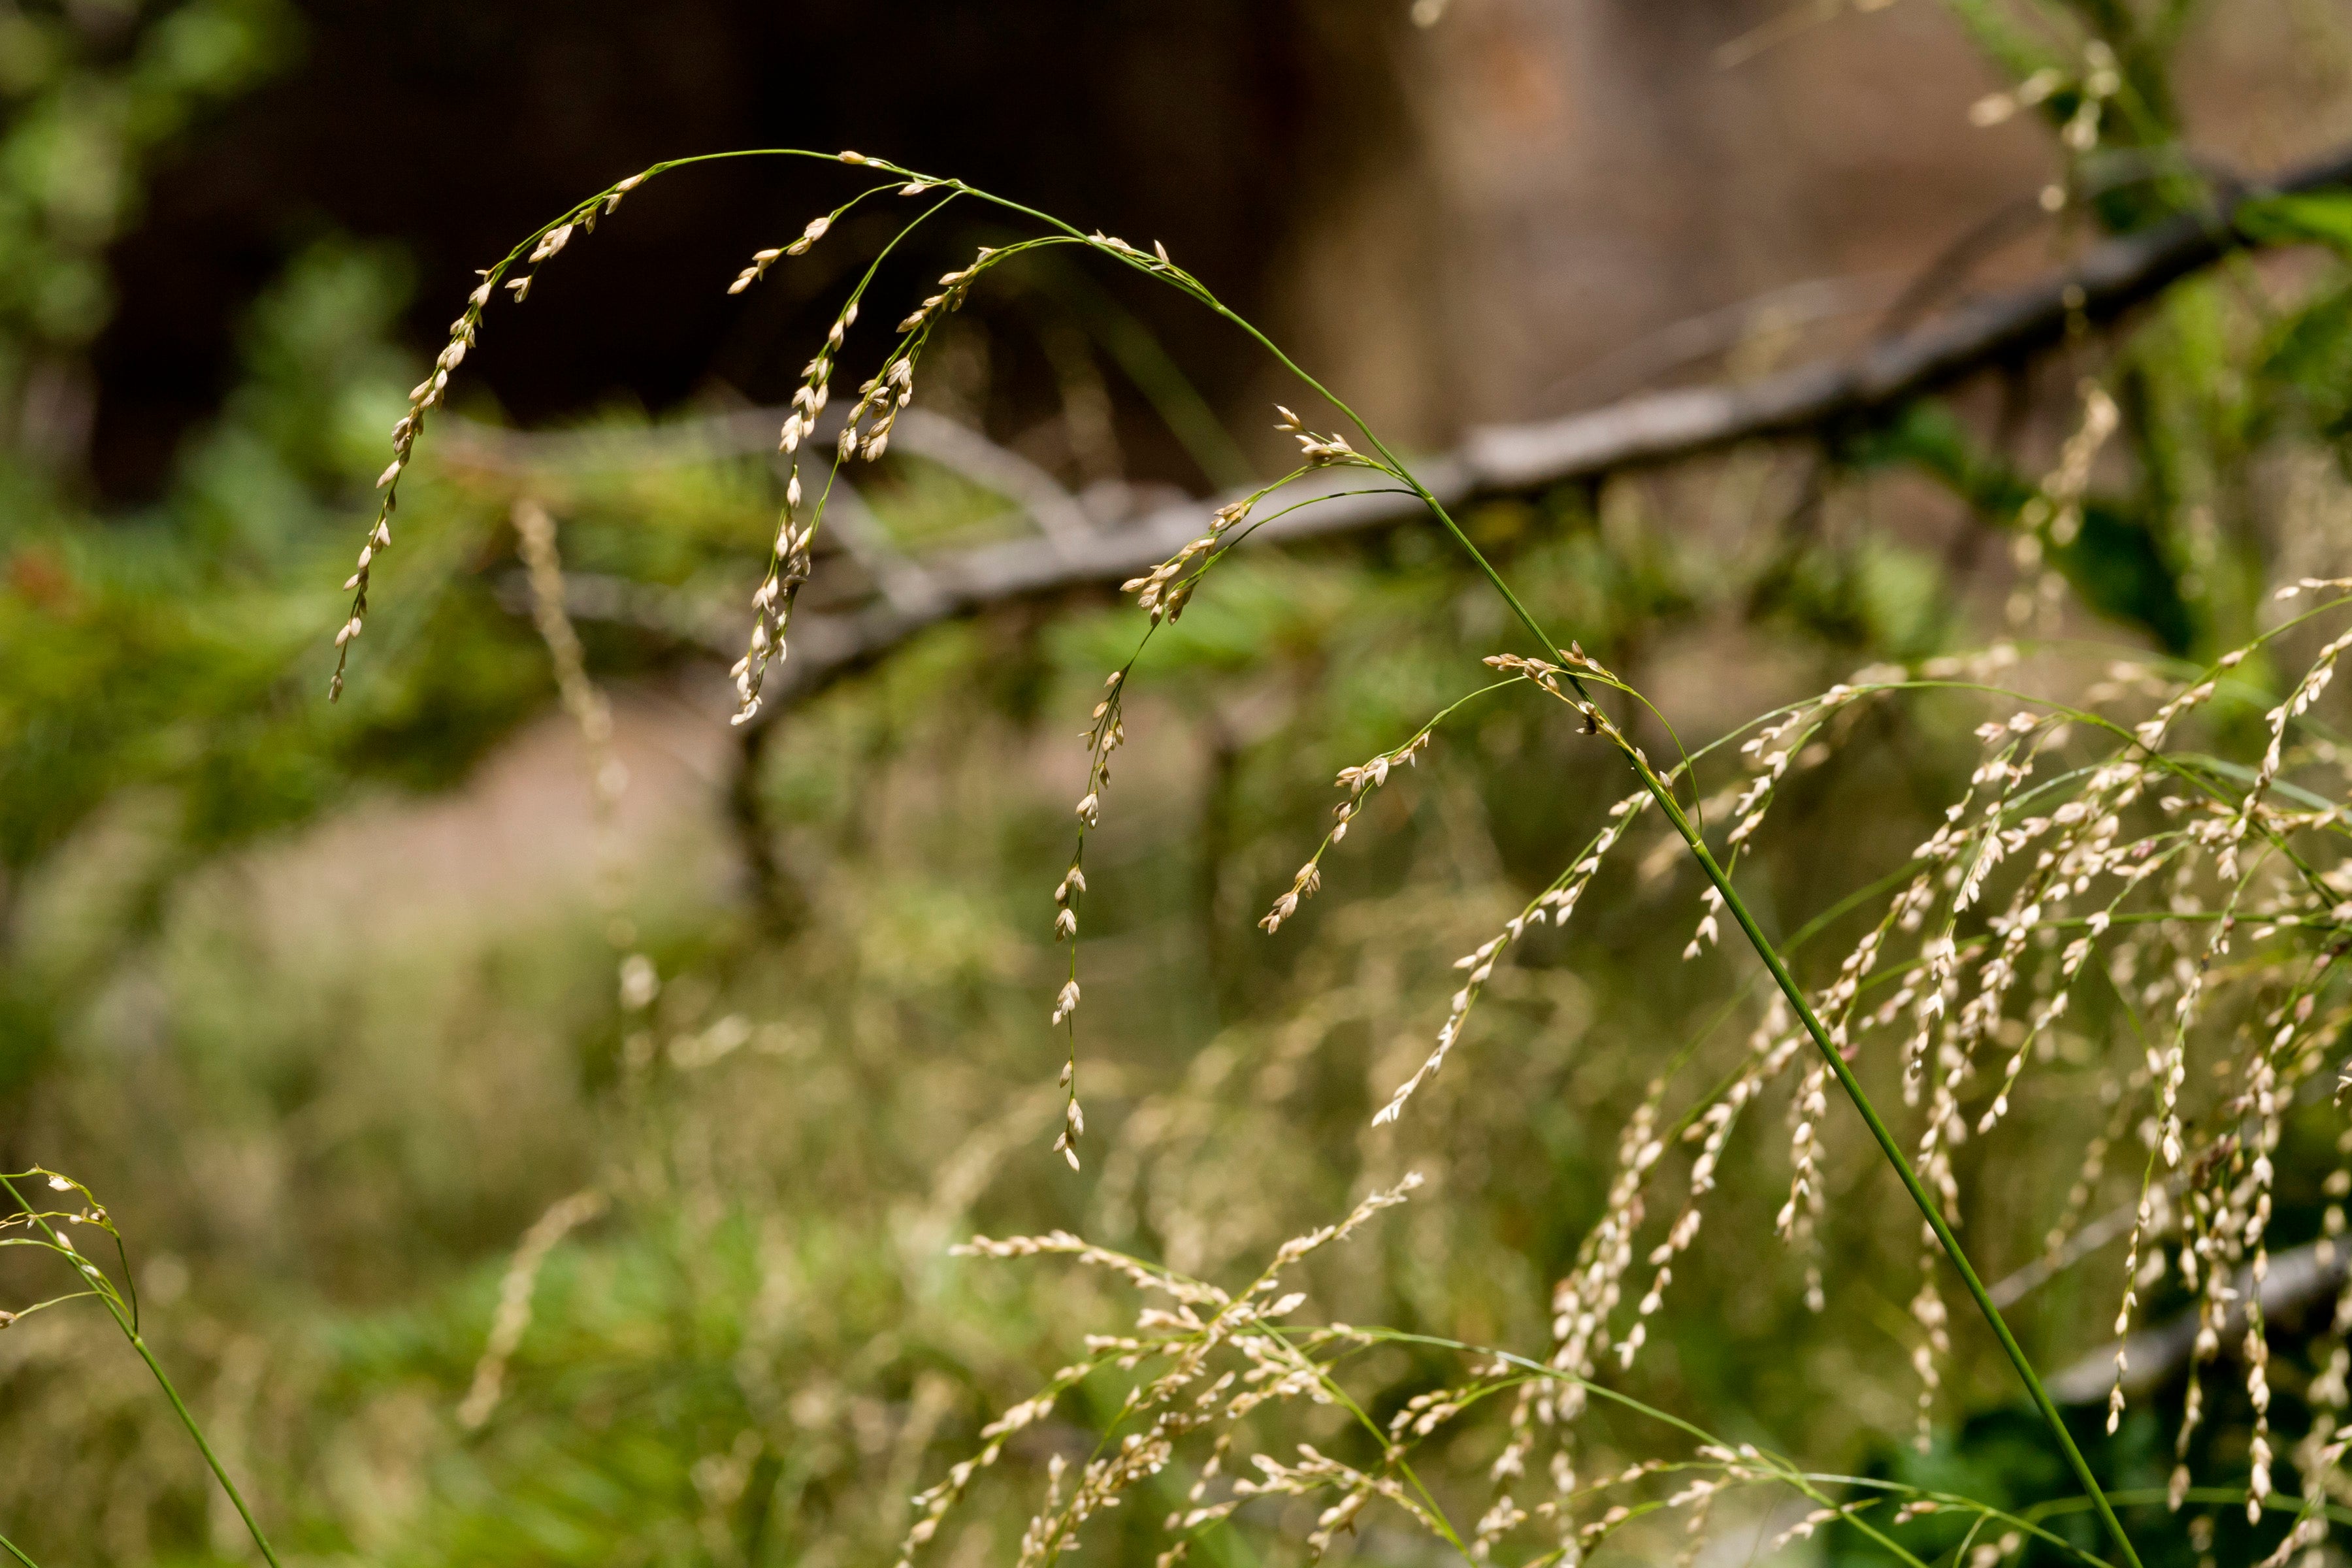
455 144 2352 917
461 142 2352 731
719 140 2352 725
2048 1237 2349 1405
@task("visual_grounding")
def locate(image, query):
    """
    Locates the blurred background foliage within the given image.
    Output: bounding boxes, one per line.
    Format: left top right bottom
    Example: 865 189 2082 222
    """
9 1 2352 1565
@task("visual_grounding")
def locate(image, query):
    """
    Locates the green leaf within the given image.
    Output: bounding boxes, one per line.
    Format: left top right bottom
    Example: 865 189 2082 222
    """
2236 191 2352 253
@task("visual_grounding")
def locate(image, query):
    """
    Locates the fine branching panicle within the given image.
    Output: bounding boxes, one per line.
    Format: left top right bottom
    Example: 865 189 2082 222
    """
284 114 2352 1568
25 0 2352 1558
1 1169 284 1567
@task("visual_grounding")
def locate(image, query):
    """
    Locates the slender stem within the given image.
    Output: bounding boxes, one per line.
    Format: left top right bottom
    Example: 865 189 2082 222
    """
372 148 2149 1565
1663 801 2142 1568
120 1328 283 1568
0 1529 36 1568
1370 480 2146 1568
0 1174 282 1568
983 177 2152 1564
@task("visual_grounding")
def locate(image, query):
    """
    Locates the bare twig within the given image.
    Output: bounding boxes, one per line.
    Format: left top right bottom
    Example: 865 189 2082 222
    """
1463 144 2352 489
450 146 2352 916
885 406 1097 547
1988 1197 2147 1311
2048 1238 2348 1404
781 461 944 617
1539 270 1910 411
474 142 2352 738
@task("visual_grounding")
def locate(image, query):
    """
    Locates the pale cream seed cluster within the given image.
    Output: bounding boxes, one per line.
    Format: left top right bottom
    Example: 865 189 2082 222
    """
1397 603 2352 1523
318 148 2352 1558
1037 668 1133 1169
2008 382 2121 631
1967 38 2122 214
1123 497 1254 623
1260 730 1429 935
902 1177 1420 1567
333 171 648 699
